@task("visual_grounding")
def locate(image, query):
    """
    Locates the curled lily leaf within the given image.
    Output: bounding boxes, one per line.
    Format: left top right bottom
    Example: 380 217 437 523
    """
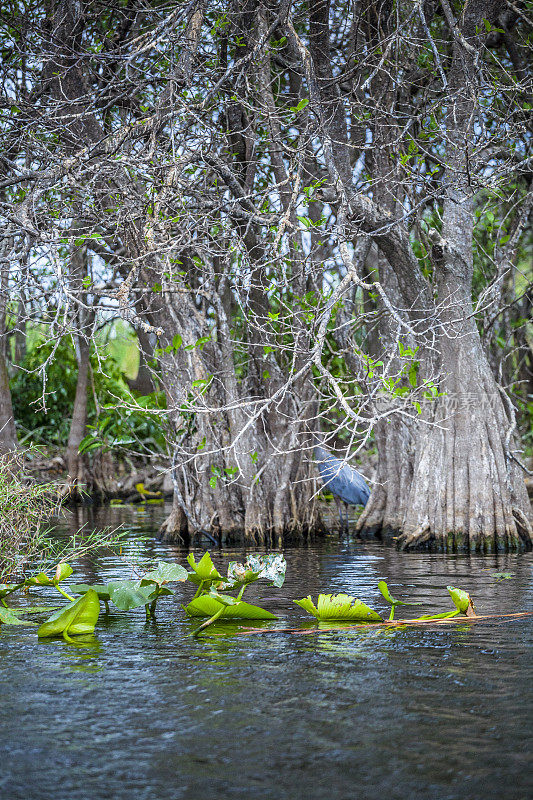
378 581 421 606
37 589 100 640
294 594 382 622
26 563 73 587
186 552 224 587
54 563 74 583
447 586 476 616
413 587 477 621
378 581 422 620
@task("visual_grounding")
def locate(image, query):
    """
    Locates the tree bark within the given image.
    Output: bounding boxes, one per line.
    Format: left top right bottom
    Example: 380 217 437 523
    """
397 0 532 550
65 236 93 495
0 258 17 453
65 335 90 491
127 326 156 396
0 352 17 454
400 285 532 551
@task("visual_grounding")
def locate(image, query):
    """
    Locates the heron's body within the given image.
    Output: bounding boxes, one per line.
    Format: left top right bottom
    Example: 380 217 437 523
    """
314 445 371 532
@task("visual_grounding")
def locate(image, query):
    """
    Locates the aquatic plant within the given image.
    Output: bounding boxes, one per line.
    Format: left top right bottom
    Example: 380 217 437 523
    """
0 606 37 626
25 563 75 601
72 561 188 618
294 594 383 622
295 584 479 625
69 584 112 613
37 589 100 642
378 581 422 620
0 582 25 607
184 552 286 635
186 551 224 592
0 452 60 583
0 550 497 643
412 586 477 621
0 451 128 584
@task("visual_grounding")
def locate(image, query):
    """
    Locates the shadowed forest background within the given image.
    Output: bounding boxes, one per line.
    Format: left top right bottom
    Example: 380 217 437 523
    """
0 0 532 555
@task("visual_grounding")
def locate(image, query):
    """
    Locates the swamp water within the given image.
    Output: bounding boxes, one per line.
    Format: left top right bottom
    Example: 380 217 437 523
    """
0 505 531 800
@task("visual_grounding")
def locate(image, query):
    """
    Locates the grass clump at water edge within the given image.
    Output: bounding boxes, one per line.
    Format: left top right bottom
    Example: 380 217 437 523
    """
0 451 125 584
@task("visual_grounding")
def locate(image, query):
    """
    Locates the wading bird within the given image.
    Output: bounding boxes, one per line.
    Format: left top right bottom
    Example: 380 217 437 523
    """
314 445 371 534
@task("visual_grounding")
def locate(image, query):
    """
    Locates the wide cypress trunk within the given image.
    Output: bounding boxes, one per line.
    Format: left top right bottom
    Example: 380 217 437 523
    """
357 0 532 551
399 275 532 551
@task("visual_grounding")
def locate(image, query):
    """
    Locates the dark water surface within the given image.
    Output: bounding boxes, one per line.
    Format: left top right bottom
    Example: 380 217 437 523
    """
1 505 532 800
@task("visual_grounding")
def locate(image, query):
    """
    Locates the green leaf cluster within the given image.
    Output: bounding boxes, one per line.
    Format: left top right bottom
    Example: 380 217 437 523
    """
0 553 480 643
183 551 286 635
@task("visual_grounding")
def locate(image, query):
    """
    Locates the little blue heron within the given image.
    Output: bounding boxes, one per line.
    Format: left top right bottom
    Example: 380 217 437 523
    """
314 445 371 533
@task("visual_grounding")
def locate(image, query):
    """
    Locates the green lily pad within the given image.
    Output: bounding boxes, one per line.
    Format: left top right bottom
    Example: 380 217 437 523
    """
142 561 188 586
107 581 156 611
70 584 111 601
38 590 100 639
138 580 174 598
294 593 382 622
0 606 37 626
184 594 277 620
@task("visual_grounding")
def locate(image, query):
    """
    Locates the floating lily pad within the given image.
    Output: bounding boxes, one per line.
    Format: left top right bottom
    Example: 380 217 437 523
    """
491 572 514 581
0 607 37 626
107 581 156 611
294 593 382 622
184 594 277 620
